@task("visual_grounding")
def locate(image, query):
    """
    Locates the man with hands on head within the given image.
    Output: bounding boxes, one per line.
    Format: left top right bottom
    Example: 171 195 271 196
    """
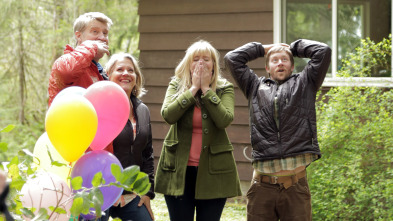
48 12 112 106
224 39 331 221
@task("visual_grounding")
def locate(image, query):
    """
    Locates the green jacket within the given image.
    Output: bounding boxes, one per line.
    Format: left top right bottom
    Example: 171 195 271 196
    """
155 78 242 199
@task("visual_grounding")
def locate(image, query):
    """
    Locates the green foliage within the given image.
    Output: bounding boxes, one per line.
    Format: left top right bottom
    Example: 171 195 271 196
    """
1 125 150 220
338 35 392 77
1 125 16 133
310 36 393 220
111 164 151 195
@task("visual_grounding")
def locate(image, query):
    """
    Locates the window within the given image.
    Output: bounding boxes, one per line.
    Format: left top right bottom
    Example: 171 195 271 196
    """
274 0 393 86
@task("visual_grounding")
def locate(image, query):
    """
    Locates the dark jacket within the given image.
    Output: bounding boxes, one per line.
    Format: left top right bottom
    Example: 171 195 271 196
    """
112 95 155 199
224 39 331 162
155 78 242 199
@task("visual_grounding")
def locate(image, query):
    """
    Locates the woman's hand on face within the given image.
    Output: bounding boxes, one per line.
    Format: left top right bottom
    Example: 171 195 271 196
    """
200 62 212 94
190 62 202 96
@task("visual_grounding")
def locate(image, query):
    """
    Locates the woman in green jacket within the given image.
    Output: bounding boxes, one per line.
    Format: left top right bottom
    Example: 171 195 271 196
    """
155 40 242 221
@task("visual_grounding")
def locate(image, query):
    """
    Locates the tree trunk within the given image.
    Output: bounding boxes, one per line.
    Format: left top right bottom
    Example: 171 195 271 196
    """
51 0 66 64
17 11 26 125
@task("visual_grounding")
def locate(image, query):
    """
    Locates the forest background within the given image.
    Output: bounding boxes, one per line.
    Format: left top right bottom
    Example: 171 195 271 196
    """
0 0 140 153
1 0 393 220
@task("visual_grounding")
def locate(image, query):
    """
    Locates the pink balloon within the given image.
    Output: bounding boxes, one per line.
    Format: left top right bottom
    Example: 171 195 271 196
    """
20 171 73 221
84 81 130 150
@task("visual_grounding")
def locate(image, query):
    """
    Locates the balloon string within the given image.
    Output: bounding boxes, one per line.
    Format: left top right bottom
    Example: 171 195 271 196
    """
67 162 72 187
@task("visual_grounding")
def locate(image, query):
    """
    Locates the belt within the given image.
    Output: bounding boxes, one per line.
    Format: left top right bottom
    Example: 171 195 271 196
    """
253 169 307 189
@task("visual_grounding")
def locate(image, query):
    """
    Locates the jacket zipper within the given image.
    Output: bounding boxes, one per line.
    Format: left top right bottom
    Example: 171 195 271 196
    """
273 83 283 158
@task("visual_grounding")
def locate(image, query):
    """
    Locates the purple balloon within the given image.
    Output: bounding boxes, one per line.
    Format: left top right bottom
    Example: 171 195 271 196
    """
81 213 95 220
71 150 123 218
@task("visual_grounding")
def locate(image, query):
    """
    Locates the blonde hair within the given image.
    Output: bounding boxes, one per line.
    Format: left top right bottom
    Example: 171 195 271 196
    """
173 40 225 98
105 53 146 98
73 12 113 43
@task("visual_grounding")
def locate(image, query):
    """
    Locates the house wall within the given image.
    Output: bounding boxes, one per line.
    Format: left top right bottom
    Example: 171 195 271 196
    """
138 0 274 181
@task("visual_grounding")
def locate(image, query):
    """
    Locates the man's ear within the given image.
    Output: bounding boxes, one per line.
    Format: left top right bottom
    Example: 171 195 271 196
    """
265 66 271 78
291 64 295 72
75 31 82 45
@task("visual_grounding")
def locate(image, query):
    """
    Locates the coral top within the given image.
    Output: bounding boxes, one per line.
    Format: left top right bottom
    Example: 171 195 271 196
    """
187 106 202 166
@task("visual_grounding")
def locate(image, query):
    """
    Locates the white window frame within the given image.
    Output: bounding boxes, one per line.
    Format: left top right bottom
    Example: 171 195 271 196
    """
274 0 393 87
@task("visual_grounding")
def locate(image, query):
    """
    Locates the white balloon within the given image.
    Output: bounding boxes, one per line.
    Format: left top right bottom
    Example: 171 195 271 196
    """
20 171 73 221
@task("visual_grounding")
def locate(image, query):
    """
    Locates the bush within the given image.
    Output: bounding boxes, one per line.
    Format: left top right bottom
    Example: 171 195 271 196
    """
310 35 393 220
338 35 391 77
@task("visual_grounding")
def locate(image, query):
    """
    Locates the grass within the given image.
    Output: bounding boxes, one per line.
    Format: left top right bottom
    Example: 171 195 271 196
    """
150 193 247 221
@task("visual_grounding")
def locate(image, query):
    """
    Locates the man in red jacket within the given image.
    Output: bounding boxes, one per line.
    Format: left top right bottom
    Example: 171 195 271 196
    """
48 12 113 106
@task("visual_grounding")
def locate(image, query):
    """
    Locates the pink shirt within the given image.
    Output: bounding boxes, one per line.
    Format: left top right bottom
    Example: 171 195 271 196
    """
188 106 202 166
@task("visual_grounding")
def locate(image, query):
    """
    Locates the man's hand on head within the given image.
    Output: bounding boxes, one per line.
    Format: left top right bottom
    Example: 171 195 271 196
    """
264 43 290 54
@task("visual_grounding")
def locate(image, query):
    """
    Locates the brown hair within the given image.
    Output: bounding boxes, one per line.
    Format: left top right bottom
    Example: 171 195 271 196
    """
265 46 294 69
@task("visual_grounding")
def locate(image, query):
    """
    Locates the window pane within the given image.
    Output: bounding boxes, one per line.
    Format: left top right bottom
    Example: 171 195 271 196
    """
369 0 391 77
285 0 391 78
338 0 391 77
337 0 391 77
337 3 363 71
286 0 332 75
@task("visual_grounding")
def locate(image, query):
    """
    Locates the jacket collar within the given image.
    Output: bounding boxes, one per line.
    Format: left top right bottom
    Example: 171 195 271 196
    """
130 95 142 110
264 74 298 86
64 44 74 54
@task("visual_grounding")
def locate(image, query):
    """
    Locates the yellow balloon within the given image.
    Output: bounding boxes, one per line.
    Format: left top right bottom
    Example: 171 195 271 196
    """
45 94 98 162
33 132 74 186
